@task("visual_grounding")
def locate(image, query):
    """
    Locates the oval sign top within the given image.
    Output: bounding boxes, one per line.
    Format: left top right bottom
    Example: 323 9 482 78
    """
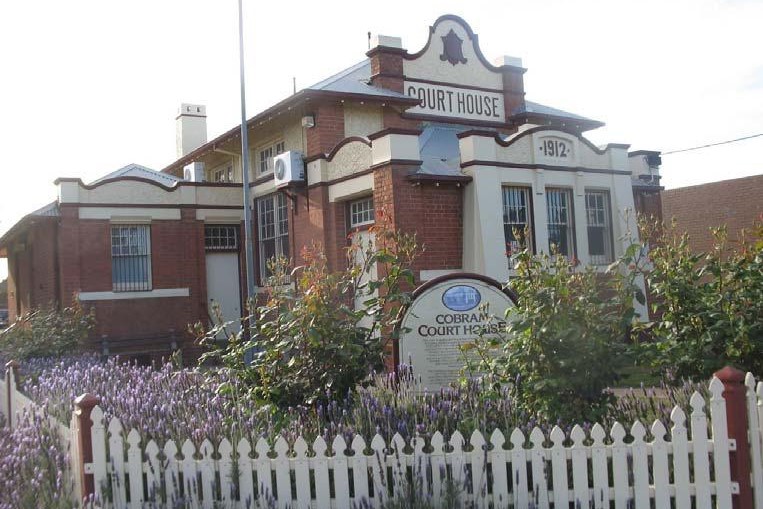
441 284 481 311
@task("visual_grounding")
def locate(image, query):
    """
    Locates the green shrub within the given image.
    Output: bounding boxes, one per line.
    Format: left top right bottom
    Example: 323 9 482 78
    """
464 241 645 423
0 301 95 361
634 222 763 380
199 223 418 409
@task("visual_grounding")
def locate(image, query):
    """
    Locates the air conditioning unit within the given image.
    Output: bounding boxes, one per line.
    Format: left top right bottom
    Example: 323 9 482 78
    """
183 162 205 182
273 151 304 188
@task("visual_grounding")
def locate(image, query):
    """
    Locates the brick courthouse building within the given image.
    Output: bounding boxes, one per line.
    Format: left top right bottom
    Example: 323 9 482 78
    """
0 15 662 362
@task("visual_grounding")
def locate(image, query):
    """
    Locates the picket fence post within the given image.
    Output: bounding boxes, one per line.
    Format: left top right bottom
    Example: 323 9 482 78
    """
72 393 99 503
4 360 19 430
716 366 754 509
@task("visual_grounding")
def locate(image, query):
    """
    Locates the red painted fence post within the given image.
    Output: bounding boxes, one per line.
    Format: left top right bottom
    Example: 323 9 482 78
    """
73 393 99 502
4 360 19 430
715 366 753 509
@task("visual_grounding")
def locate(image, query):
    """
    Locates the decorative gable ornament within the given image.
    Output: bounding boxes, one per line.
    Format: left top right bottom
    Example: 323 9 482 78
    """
439 29 467 66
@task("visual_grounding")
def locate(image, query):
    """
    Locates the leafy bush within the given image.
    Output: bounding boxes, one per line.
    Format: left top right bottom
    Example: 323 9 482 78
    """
464 242 645 423
199 222 418 409
635 222 763 380
0 301 95 361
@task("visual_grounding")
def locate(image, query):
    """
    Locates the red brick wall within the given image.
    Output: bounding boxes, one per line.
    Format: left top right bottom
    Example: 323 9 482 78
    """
5 219 59 320
290 186 332 267
373 165 463 278
306 102 345 156
54 209 211 362
662 175 763 253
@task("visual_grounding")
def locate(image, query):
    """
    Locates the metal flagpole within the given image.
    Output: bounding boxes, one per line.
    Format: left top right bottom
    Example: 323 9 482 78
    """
237 0 256 301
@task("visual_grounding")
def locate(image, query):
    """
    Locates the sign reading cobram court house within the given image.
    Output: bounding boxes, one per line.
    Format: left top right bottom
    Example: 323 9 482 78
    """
398 274 516 389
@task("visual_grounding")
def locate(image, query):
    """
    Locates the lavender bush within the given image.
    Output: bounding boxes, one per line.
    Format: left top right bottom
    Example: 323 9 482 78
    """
1 355 707 508
0 408 73 509
17 356 703 448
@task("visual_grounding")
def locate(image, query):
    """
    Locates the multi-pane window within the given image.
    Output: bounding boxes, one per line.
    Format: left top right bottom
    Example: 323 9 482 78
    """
349 197 375 228
546 188 576 257
257 193 289 283
502 186 533 255
258 141 286 175
204 225 239 251
111 225 152 291
585 191 613 265
213 164 234 183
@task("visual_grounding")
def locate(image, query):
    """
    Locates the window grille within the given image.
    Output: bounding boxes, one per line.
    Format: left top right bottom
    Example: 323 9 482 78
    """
111 225 152 292
257 193 289 283
546 188 576 257
502 186 533 256
204 225 239 251
349 197 375 228
585 191 614 264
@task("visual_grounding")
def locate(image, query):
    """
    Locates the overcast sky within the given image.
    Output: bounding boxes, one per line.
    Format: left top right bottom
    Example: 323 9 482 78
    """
1 0 761 281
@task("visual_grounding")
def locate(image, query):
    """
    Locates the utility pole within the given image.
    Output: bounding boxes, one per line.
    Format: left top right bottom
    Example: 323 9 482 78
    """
237 0 256 301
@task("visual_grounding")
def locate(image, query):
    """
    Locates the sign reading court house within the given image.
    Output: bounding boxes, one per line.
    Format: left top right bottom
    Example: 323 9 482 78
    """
398 274 516 389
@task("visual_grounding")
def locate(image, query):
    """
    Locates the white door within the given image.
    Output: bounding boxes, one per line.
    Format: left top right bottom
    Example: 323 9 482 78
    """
353 231 377 330
205 252 242 334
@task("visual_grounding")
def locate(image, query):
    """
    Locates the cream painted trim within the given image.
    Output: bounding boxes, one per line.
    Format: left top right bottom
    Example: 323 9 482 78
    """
196 209 245 221
78 288 190 301
328 174 374 202
79 208 182 221
419 269 461 281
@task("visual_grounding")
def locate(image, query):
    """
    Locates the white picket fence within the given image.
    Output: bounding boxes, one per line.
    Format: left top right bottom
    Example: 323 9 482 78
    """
78 374 763 509
3 367 763 508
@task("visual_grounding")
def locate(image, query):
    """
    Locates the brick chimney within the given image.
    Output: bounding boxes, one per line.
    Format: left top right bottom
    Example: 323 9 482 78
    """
367 35 405 93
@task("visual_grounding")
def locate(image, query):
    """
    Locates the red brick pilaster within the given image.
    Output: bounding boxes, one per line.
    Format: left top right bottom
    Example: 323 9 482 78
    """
58 205 82 306
715 366 753 509
73 393 99 501
305 102 345 157
501 66 526 120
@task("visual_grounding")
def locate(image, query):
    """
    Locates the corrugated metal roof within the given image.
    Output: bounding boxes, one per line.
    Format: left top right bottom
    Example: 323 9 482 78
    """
91 163 183 186
417 124 469 177
29 202 60 217
516 100 597 123
306 59 411 100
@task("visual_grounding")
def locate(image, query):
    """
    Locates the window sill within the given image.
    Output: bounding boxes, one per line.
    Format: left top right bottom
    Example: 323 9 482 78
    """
78 288 190 301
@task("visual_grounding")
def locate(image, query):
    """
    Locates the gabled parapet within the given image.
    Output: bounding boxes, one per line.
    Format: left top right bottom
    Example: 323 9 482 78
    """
458 126 631 172
54 177 243 219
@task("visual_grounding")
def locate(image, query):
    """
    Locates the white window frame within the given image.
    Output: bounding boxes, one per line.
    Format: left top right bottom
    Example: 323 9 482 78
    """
257 193 289 284
585 190 614 265
213 164 234 183
546 187 576 258
349 197 375 228
110 224 152 292
204 225 239 252
501 186 533 257
258 140 286 175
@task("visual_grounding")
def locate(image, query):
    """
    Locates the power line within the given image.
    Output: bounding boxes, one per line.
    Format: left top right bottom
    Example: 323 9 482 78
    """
662 133 763 155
